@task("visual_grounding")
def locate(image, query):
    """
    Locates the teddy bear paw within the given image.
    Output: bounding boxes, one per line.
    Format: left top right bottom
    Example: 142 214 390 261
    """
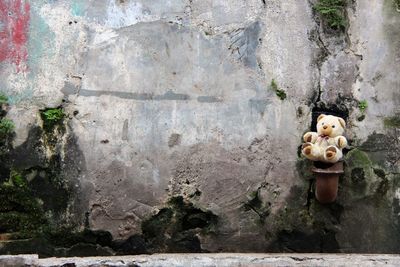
302 143 312 156
304 133 312 143
337 136 347 149
325 146 337 160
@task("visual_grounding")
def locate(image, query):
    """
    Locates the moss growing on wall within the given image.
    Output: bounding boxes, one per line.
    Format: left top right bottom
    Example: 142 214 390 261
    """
40 108 65 130
141 196 218 253
0 99 94 256
0 99 72 241
0 117 14 161
0 99 48 238
278 129 400 253
39 108 68 159
0 179 48 236
9 169 26 187
358 100 368 113
345 148 372 168
383 116 400 128
0 118 15 138
0 189 218 257
270 79 287 100
0 95 13 178
0 93 8 105
314 0 347 31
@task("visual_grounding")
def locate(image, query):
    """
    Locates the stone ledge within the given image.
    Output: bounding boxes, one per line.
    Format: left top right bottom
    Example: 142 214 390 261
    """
1 253 400 267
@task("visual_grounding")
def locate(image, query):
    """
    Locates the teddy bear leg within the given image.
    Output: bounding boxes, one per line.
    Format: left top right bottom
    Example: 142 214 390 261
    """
324 146 342 163
302 143 318 161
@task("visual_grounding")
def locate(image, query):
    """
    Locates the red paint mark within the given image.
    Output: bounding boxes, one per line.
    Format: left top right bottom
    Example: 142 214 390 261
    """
0 0 30 72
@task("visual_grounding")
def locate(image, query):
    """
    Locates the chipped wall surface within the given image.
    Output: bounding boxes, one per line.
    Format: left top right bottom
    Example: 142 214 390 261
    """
0 0 400 254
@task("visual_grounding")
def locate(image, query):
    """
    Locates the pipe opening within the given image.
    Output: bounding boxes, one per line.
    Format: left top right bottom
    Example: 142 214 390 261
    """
313 161 334 169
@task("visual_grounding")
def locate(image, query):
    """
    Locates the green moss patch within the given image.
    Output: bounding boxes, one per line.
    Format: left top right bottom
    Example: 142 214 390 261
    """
40 108 65 130
0 118 15 138
345 148 372 169
0 181 47 236
0 106 69 239
314 0 347 31
270 79 287 100
0 101 108 257
0 93 8 105
383 116 400 128
358 100 368 113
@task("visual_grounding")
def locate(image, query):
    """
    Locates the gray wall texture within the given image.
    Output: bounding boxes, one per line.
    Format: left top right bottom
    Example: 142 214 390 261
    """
1 0 400 254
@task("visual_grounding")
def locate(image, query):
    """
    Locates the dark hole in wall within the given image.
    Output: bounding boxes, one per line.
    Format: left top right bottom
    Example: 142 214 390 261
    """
271 229 340 253
313 161 334 169
182 212 213 230
0 166 10 184
311 104 349 132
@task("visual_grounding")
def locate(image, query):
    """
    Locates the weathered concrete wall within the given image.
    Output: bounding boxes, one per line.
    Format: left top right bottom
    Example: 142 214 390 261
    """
0 0 399 255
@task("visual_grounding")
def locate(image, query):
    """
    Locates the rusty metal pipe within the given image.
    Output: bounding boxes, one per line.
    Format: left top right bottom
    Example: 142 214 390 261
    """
312 161 343 204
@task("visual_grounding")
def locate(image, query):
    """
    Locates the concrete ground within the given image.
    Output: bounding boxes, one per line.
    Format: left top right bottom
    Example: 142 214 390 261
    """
1 253 400 267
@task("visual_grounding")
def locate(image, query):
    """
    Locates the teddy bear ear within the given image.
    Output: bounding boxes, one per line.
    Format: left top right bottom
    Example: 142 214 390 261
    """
338 117 346 128
317 114 326 122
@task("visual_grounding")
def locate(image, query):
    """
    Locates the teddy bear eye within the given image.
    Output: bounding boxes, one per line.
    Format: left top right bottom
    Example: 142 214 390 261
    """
322 123 324 125
332 125 335 128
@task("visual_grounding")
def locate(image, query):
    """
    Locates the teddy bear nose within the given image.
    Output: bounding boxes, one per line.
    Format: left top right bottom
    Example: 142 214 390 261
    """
323 125 328 130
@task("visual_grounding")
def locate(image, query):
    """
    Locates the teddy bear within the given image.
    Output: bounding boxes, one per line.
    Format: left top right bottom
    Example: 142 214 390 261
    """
301 114 348 163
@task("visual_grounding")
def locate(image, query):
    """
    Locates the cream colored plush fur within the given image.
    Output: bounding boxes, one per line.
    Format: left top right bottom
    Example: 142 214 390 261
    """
302 114 348 163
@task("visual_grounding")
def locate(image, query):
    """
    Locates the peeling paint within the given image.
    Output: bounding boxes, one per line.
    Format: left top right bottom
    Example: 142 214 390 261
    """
0 0 30 71
71 0 84 17
27 1 54 68
105 0 157 28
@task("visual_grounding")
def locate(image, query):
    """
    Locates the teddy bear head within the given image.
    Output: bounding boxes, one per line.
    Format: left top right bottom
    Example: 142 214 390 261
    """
316 114 346 137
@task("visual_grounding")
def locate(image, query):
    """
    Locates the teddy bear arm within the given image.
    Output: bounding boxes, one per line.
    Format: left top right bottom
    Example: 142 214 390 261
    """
334 136 348 149
303 132 318 143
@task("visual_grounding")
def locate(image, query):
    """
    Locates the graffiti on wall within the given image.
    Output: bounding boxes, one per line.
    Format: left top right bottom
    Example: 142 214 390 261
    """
0 0 30 72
